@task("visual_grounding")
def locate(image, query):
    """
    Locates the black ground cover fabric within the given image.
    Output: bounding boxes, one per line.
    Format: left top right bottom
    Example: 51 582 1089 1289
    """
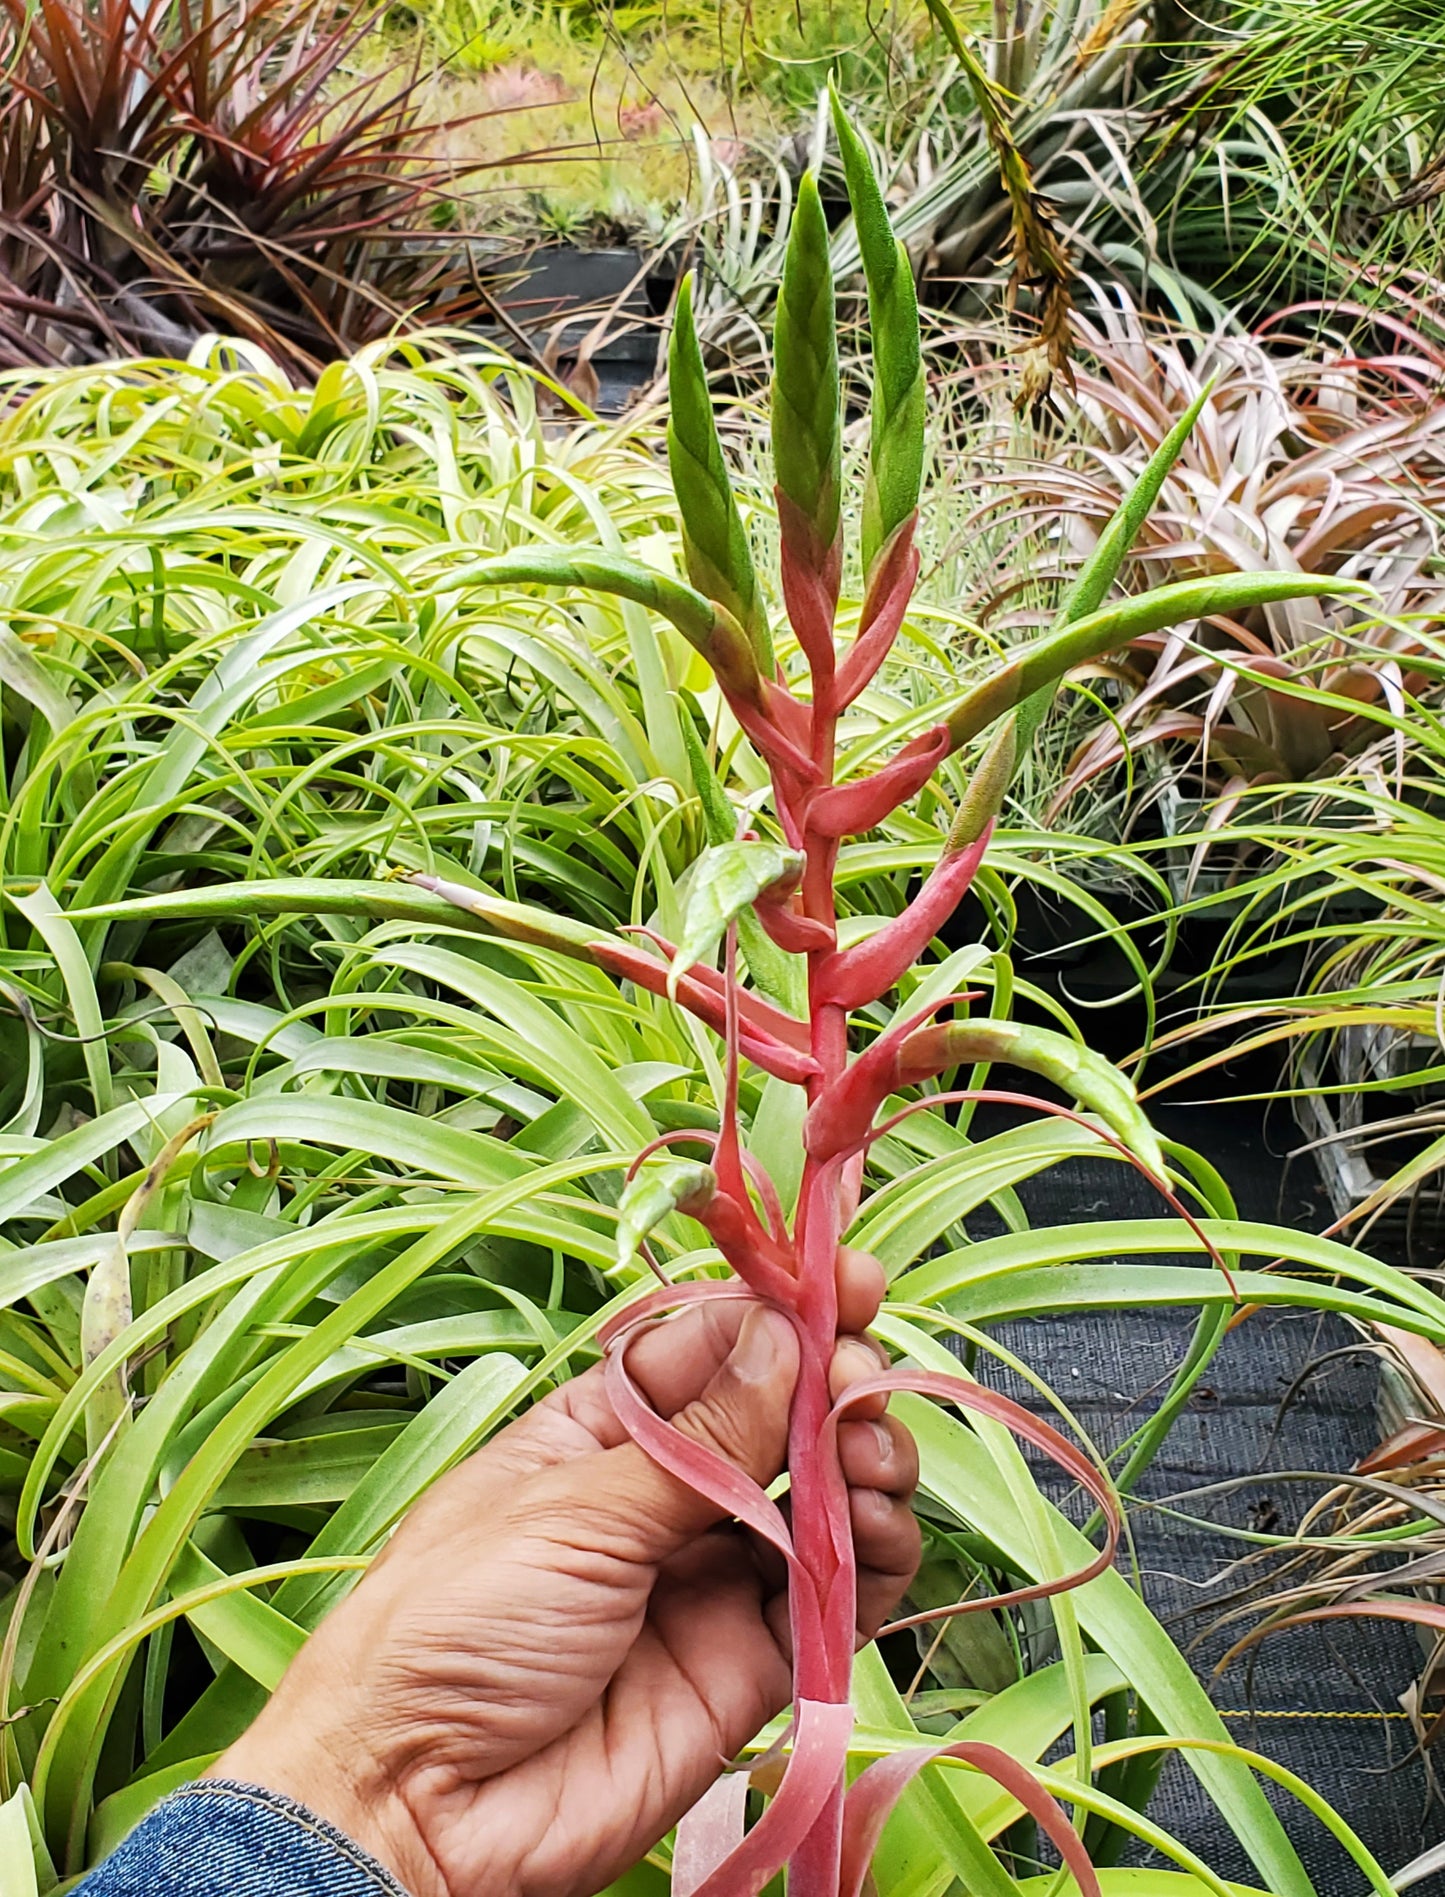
957 1093 1444 1892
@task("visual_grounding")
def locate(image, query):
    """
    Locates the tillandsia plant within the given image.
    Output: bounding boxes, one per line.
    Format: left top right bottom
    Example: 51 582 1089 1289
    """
397 96 1365 1897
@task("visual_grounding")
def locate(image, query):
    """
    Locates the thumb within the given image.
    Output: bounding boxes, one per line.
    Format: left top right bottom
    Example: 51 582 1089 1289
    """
599 1305 800 1564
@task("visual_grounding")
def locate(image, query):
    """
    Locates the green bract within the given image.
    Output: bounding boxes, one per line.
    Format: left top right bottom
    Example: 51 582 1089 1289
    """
772 172 843 562
667 271 773 672
832 88 926 580
614 1160 718 1274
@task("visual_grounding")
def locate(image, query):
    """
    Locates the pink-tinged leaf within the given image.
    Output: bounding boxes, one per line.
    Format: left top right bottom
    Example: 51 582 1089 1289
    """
674 1772 750 1897
407 872 816 1077
608 932 814 1054
597 1280 761 1346
839 1741 1101 1897
804 726 951 839
760 677 816 756
688 1701 857 1897
778 489 841 695
822 1369 1119 1650
591 942 819 1087
836 516 920 709
1230 1595 1445 1653
818 825 992 1011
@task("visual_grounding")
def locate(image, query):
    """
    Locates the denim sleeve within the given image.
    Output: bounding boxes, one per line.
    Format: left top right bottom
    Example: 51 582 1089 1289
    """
73 1778 412 1897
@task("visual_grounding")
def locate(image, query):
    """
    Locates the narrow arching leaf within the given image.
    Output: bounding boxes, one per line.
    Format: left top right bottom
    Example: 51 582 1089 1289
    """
945 572 1373 753
439 547 764 707
897 1021 1165 1180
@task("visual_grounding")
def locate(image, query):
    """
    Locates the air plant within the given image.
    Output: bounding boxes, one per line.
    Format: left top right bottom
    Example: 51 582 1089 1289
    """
1002 294 1445 828
401 97 1360 1896
0 0 520 372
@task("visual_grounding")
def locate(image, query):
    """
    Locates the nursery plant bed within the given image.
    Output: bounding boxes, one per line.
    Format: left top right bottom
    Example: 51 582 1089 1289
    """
964 1091 1445 1892
1159 783 1381 921
1294 1034 1445 1254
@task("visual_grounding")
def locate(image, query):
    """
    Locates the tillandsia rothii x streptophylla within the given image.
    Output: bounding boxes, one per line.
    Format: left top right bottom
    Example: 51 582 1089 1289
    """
412 94 1365 1897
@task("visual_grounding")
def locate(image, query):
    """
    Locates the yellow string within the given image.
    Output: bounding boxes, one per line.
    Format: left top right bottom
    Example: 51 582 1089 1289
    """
1215 1708 1411 1721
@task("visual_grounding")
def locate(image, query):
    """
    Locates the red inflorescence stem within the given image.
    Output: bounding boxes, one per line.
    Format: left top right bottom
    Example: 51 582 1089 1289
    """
610 527 1109 1897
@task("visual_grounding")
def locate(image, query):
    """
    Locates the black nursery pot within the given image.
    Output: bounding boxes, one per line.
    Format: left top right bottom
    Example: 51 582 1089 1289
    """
470 243 671 411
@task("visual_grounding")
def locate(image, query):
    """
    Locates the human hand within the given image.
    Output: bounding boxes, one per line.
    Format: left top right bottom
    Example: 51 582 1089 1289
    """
212 1250 919 1897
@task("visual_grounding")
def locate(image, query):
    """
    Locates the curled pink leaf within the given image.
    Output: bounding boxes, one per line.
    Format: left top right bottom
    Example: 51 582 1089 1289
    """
839 1740 1102 1897
603 1314 821 1643
823 1368 1120 1652
688 1701 856 1897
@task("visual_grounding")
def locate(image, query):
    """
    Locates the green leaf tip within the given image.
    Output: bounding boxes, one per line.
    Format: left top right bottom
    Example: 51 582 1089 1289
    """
772 171 842 560
442 547 763 709
1054 372 1220 633
667 271 773 672
1013 372 1223 759
831 85 924 580
947 717 1017 852
669 838 804 999
614 1158 718 1274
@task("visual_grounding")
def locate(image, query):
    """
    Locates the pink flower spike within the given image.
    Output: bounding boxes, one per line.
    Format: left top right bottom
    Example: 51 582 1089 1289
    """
804 726 951 840
818 825 992 1012
839 1742 1102 1897
592 942 819 1085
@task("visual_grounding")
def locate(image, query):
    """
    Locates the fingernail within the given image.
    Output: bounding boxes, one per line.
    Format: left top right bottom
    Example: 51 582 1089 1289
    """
734 1307 786 1383
871 1420 893 1460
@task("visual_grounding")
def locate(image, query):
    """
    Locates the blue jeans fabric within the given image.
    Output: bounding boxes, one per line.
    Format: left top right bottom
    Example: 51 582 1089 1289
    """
73 1779 411 1896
